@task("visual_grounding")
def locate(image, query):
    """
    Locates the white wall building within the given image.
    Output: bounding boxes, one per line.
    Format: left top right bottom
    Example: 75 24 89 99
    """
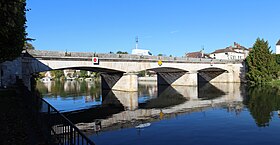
276 40 280 54
210 49 244 60
210 42 250 60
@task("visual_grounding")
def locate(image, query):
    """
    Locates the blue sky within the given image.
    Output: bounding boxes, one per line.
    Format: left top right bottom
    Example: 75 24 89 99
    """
26 0 280 56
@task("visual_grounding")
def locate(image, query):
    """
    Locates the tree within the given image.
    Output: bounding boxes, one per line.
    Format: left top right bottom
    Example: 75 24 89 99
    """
116 51 128 54
51 70 64 79
138 70 146 77
79 70 88 78
0 0 27 63
23 42 35 50
275 54 280 65
246 38 278 84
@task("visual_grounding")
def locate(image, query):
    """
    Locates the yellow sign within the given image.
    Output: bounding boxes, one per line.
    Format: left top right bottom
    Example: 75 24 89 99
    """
158 60 162 66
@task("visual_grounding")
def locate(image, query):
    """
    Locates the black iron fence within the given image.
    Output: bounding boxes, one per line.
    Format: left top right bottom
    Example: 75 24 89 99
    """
21 87 95 145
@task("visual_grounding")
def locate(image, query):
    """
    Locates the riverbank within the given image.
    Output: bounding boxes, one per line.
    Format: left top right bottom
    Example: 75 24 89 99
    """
0 88 47 145
138 76 157 81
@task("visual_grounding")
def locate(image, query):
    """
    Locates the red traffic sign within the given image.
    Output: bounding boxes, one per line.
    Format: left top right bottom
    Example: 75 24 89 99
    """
92 57 99 64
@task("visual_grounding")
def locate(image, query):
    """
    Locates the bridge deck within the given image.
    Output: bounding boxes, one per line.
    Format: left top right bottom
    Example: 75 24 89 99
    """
27 50 243 64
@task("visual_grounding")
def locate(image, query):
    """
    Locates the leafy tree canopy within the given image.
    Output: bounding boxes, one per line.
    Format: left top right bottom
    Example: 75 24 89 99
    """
245 38 278 84
51 70 64 79
275 54 280 65
79 70 88 78
23 42 35 50
116 51 128 54
0 0 27 63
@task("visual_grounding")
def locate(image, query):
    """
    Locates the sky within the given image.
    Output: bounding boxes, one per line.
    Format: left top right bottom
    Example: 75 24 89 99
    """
26 0 280 56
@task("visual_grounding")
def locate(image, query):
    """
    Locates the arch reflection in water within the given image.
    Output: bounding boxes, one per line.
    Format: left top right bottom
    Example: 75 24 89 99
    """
37 80 244 129
75 83 243 132
37 80 280 145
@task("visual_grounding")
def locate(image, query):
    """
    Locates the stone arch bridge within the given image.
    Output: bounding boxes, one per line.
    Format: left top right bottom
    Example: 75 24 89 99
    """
23 50 245 91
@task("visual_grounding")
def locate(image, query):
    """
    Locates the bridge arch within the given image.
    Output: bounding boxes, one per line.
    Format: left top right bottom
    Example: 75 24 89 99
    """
197 67 229 83
144 67 188 73
138 67 195 86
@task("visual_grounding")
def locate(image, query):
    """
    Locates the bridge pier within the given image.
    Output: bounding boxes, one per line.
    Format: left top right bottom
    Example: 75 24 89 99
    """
209 71 244 83
101 72 138 92
199 71 237 83
210 71 233 83
112 91 138 110
157 71 197 86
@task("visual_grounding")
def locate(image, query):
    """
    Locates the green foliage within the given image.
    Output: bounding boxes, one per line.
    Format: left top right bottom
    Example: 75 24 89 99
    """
79 70 88 78
91 72 100 78
36 80 101 98
35 72 45 80
158 54 163 56
138 70 146 77
51 70 64 79
116 51 128 54
0 0 27 63
23 42 35 50
269 80 280 86
245 38 278 84
244 85 280 127
275 54 280 65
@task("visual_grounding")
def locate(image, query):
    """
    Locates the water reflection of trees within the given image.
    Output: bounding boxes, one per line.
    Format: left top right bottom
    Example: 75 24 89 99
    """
244 85 280 127
36 80 101 100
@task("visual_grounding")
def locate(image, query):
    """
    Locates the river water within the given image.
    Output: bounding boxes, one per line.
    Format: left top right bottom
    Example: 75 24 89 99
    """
36 80 280 145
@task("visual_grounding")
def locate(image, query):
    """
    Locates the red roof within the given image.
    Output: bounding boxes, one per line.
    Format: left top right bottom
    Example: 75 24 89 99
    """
277 40 280 45
211 48 236 54
186 52 203 58
211 42 248 54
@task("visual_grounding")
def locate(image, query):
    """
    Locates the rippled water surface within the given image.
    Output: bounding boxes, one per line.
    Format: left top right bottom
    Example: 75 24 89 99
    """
37 80 280 145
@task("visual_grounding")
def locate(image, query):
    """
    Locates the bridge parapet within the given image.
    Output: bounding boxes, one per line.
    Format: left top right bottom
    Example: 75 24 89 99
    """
27 50 243 64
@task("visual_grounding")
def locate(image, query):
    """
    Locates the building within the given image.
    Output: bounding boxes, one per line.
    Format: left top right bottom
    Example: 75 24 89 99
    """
41 76 52 82
185 50 211 58
210 42 249 60
232 42 250 58
276 40 280 54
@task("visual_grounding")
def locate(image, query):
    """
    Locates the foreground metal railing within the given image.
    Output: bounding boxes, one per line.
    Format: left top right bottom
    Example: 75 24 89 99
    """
22 87 95 145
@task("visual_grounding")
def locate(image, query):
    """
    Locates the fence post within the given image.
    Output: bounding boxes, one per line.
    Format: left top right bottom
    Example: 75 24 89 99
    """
70 126 73 145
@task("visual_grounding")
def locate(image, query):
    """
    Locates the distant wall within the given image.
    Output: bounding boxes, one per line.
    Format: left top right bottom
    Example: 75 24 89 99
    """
0 56 34 90
0 57 23 87
138 76 157 81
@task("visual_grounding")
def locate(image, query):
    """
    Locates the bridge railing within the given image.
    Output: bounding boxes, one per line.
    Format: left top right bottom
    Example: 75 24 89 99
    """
21 86 95 145
27 50 244 64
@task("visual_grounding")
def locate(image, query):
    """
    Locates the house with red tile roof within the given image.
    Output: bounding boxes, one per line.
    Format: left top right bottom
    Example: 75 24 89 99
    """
209 42 249 60
276 40 280 54
185 50 211 58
